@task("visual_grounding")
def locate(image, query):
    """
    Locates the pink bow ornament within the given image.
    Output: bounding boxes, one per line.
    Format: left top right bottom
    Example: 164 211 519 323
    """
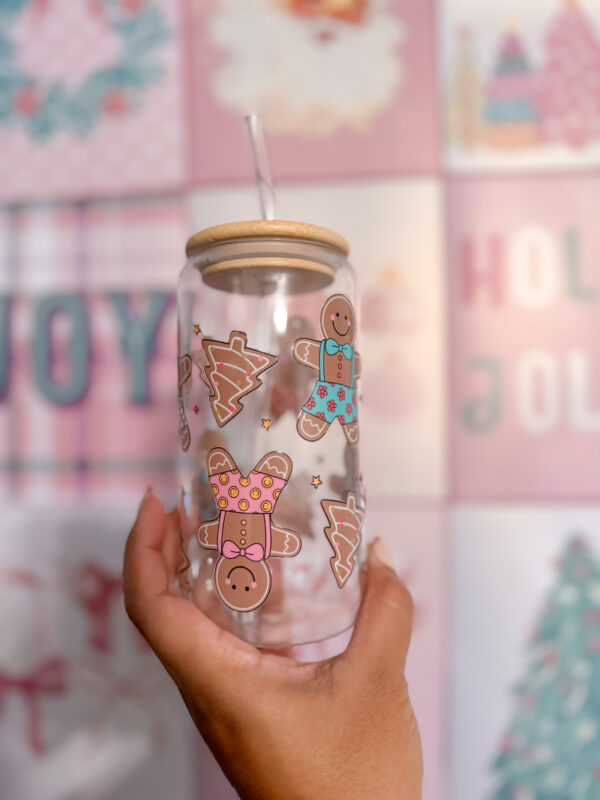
76 563 122 654
222 541 264 562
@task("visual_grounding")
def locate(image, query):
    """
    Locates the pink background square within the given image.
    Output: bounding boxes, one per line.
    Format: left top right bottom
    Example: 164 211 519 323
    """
0 0 187 201
449 175 600 500
452 506 600 799
188 0 439 183
1 198 185 506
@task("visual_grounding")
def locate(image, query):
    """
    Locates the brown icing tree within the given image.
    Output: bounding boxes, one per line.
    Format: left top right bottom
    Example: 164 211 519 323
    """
201 331 278 427
178 354 192 452
321 491 365 588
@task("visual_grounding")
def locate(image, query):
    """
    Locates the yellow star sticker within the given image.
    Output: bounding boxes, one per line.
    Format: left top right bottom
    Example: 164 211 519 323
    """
193 324 200 335
261 418 271 430
311 475 323 490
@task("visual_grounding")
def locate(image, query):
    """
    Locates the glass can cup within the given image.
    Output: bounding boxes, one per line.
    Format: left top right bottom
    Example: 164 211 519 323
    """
177 220 366 647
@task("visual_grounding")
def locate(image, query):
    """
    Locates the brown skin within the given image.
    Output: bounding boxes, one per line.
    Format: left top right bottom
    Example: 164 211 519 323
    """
123 491 423 800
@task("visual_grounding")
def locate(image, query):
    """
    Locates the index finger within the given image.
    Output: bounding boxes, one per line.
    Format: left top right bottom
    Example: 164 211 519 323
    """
123 490 260 689
123 489 171 612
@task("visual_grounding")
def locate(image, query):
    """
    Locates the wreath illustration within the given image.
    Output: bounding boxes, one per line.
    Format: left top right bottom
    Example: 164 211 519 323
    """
0 0 171 140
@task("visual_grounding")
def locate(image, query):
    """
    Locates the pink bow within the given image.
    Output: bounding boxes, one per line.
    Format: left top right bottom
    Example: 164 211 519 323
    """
0 658 67 754
76 563 122 654
222 541 264 561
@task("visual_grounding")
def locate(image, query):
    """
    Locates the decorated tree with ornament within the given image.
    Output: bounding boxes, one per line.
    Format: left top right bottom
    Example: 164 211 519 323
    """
488 537 600 800
483 27 539 150
538 0 600 148
448 27 483 150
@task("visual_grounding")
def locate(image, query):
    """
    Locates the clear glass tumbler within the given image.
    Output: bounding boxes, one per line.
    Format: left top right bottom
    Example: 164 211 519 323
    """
177 220 366 647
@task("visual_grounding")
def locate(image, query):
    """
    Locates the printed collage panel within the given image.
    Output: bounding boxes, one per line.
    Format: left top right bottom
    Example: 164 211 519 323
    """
0 0 187 200
442 0 600 172
0 506 197 800
187 178 447 500
0 198 187 506
188 0 439 183
452 505 600 800
448 175 600 501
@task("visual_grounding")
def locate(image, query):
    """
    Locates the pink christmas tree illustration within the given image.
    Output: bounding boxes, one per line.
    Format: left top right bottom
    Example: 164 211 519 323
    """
538 0 600 148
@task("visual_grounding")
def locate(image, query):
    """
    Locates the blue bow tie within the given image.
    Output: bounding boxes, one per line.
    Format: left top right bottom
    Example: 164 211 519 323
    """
325 339 353 359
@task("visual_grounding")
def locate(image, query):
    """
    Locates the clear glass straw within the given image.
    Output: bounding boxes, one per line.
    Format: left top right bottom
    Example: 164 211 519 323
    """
245 114 276 221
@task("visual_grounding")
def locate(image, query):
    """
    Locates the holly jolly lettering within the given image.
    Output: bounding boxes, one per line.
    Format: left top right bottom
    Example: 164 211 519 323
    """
460 225 600 435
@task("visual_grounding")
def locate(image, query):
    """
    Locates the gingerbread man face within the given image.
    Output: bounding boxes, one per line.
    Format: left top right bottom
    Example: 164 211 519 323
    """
215 557 271 612
321 294 355 345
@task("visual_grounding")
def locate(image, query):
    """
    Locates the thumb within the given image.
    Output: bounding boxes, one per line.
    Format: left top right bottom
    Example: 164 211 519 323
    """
341 539 414 679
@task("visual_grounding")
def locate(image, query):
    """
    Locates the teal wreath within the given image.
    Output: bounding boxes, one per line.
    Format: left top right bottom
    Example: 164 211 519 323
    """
0 0 171 140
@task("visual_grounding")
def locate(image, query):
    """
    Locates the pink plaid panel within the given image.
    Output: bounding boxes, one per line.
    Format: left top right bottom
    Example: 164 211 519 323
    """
85 293 178 503
10 295 85 502
2 196 184 504
86 197 186 289
17 205 81 291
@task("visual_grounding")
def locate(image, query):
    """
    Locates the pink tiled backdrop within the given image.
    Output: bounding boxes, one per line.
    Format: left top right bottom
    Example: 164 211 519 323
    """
188 0 440 182
0 0 188 201
449 175 600 500
3 1 600 800
0 198 185 505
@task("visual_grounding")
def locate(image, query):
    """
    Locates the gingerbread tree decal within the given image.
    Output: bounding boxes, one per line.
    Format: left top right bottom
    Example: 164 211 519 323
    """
201 331 278 427
321 491 365 588
178 354 192 452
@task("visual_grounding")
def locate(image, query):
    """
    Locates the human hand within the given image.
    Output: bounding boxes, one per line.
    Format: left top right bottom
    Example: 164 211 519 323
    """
123 490 422 800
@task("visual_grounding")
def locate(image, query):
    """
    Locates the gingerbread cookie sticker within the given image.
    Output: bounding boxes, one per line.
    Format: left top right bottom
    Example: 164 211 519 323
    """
321 491 365 588
197 447 301 612
178 354 192 452
293 294 361 444
202 332 278 428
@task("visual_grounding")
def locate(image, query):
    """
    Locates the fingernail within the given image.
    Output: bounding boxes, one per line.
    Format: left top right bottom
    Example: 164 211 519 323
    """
370 538 396 571
139 487 154 510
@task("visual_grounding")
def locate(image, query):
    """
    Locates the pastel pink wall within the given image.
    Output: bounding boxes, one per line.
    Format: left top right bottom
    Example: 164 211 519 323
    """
3 1 599 799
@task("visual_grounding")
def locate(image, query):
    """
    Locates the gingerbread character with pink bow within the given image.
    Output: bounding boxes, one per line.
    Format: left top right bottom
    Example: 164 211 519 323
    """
197 447 301 612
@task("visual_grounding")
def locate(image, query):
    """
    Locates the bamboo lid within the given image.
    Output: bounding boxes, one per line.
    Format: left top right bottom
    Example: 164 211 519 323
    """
201 256 335 294
185 219 349 257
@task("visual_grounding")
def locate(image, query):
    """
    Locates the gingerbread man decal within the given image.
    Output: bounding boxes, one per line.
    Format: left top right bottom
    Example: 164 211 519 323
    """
293 294 361 444
197 447 301 612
